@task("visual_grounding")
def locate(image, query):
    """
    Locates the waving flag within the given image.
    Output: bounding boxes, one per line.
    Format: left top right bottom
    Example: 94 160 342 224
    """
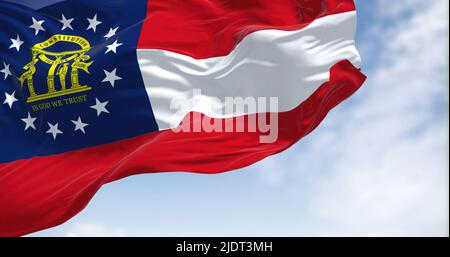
0 0 365 236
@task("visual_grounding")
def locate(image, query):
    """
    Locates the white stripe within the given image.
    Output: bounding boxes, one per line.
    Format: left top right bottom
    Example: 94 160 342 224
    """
137 11 361 129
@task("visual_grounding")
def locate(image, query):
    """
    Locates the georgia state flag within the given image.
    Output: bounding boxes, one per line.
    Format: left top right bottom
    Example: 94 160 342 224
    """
0 0 365 236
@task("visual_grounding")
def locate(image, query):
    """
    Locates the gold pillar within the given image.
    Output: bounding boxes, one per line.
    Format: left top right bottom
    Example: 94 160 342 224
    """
47 58 61 93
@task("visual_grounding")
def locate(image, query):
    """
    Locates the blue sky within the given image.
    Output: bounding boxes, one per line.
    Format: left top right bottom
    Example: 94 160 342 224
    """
23 0 449 236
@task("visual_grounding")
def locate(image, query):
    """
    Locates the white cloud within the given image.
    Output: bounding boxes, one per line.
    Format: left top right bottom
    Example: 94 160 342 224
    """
257 0 449 236
65 223 128 237
254 158 288 187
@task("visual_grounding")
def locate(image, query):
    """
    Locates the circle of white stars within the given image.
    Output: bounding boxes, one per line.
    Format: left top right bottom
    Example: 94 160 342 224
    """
3 12 124 140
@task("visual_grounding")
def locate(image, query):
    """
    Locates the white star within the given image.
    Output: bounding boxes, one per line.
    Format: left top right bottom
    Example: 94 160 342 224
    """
87 14 102 32
71 116 89 134
0 62 12 80
102 68 122 87
21 112 37 131
9 34 24 52
29 17 45 35
104 27 119 40
90 98 109 116
105 40 123 54
46 122 63 140
59 14 74 30
3 91 17 109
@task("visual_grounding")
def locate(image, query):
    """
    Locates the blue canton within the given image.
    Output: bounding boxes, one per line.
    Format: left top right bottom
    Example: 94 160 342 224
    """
0 0 158 163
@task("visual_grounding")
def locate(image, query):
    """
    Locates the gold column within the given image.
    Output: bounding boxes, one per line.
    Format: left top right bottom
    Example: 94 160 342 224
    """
46 57 61 94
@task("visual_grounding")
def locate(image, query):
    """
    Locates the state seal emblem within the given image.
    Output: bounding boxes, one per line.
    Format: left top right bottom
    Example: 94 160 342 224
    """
19 34 93 103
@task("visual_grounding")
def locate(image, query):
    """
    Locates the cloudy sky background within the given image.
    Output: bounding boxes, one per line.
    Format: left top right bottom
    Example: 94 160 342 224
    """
27 0 449 236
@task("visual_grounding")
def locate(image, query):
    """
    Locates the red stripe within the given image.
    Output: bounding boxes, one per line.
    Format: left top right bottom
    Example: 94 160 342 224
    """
137 0 356 58
0 60 365 236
